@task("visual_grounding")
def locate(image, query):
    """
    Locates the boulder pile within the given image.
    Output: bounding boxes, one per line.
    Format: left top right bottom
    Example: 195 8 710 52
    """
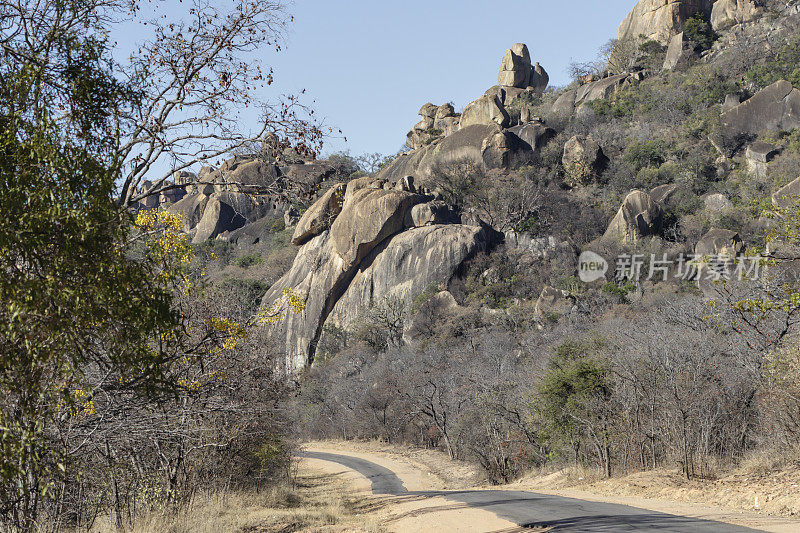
386 44 553 182
261 176 501 371
133 155 337 244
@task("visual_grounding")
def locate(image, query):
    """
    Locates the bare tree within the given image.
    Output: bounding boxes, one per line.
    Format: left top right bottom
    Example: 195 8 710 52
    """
114 0 325 207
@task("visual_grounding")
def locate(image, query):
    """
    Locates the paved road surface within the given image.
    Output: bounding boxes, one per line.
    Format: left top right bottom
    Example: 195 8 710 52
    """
298 451 764 532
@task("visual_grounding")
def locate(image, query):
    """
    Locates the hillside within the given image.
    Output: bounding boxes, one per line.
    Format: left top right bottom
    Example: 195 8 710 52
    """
146 0 800 490
8 0 800 530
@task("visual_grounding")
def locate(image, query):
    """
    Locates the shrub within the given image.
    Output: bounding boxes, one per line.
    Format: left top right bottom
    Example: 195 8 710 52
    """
683 14 717 52
681 66 737 110
327 151 361 179
220 278 270 314
267 217 286 233
234 253 263 268
411 283 441 313
745 36 800 89
624 140 666 171
601 281 636 299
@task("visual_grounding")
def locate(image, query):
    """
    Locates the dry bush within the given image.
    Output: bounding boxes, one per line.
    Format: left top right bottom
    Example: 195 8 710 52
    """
82 471 382 533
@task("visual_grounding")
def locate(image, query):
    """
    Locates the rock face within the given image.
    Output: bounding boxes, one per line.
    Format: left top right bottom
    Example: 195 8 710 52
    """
772 177 800 208
292 183 345 245
562 135 606 186
618 0 714 45
261 177 499 371
719 80 800 151
662 32 697 70
192 196 246 243
650 183 678 204
326 225 493 331
710 0 761 30
603 190 663 243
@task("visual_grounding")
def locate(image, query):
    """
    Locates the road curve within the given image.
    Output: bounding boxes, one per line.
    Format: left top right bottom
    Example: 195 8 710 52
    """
298 450 763 532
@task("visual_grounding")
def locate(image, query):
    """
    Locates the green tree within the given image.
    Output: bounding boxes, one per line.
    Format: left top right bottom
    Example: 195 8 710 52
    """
0 1 306 529
683 14 717 52
536 338 618 478
0 5 181 526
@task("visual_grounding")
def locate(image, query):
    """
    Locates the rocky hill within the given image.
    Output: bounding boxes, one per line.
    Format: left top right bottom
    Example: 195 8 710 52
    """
141 0 800 378
112 0 800 498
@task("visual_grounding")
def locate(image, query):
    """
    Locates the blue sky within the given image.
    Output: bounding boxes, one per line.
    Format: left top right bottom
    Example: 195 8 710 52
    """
115 1 637 162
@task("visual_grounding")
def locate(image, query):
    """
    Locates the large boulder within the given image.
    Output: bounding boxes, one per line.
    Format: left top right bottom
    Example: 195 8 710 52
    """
291 183 346 245
562 135 606 186
575 74 629 107
695 228 743 258
433 103 460 137
408 201 457 227
460 94 510 129
225 215 284 246
710 0 761 30
618 0 714 45
508 121 555 153
772 176 800 209
551 89 578 117
498 43 533 88
535 286 576 321
481 130 530 169
694 228 743 292
602 190 663 243
325 224 495 331
168 192 211 232
703 192 733 213
662 32 697 70
260 177 500 371
378 124 499 182
191 196 246 243
746 141 780 177
530 62 549 95
406 103 455 150
213 157 280 191
330 187 424 268
496 43 549 93
281 162 335 187
719 80 800 151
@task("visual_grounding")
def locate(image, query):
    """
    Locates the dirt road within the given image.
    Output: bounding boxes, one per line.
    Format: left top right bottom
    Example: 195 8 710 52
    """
297 445 774 532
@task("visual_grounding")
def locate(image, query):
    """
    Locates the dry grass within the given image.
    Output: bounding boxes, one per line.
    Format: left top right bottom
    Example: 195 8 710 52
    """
736 447 800 478
85 470 385 533
515 453 800 518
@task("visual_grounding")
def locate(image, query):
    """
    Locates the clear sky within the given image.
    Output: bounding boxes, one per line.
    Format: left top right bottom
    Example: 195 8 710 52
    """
114 1 638 162
268 0 637 157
